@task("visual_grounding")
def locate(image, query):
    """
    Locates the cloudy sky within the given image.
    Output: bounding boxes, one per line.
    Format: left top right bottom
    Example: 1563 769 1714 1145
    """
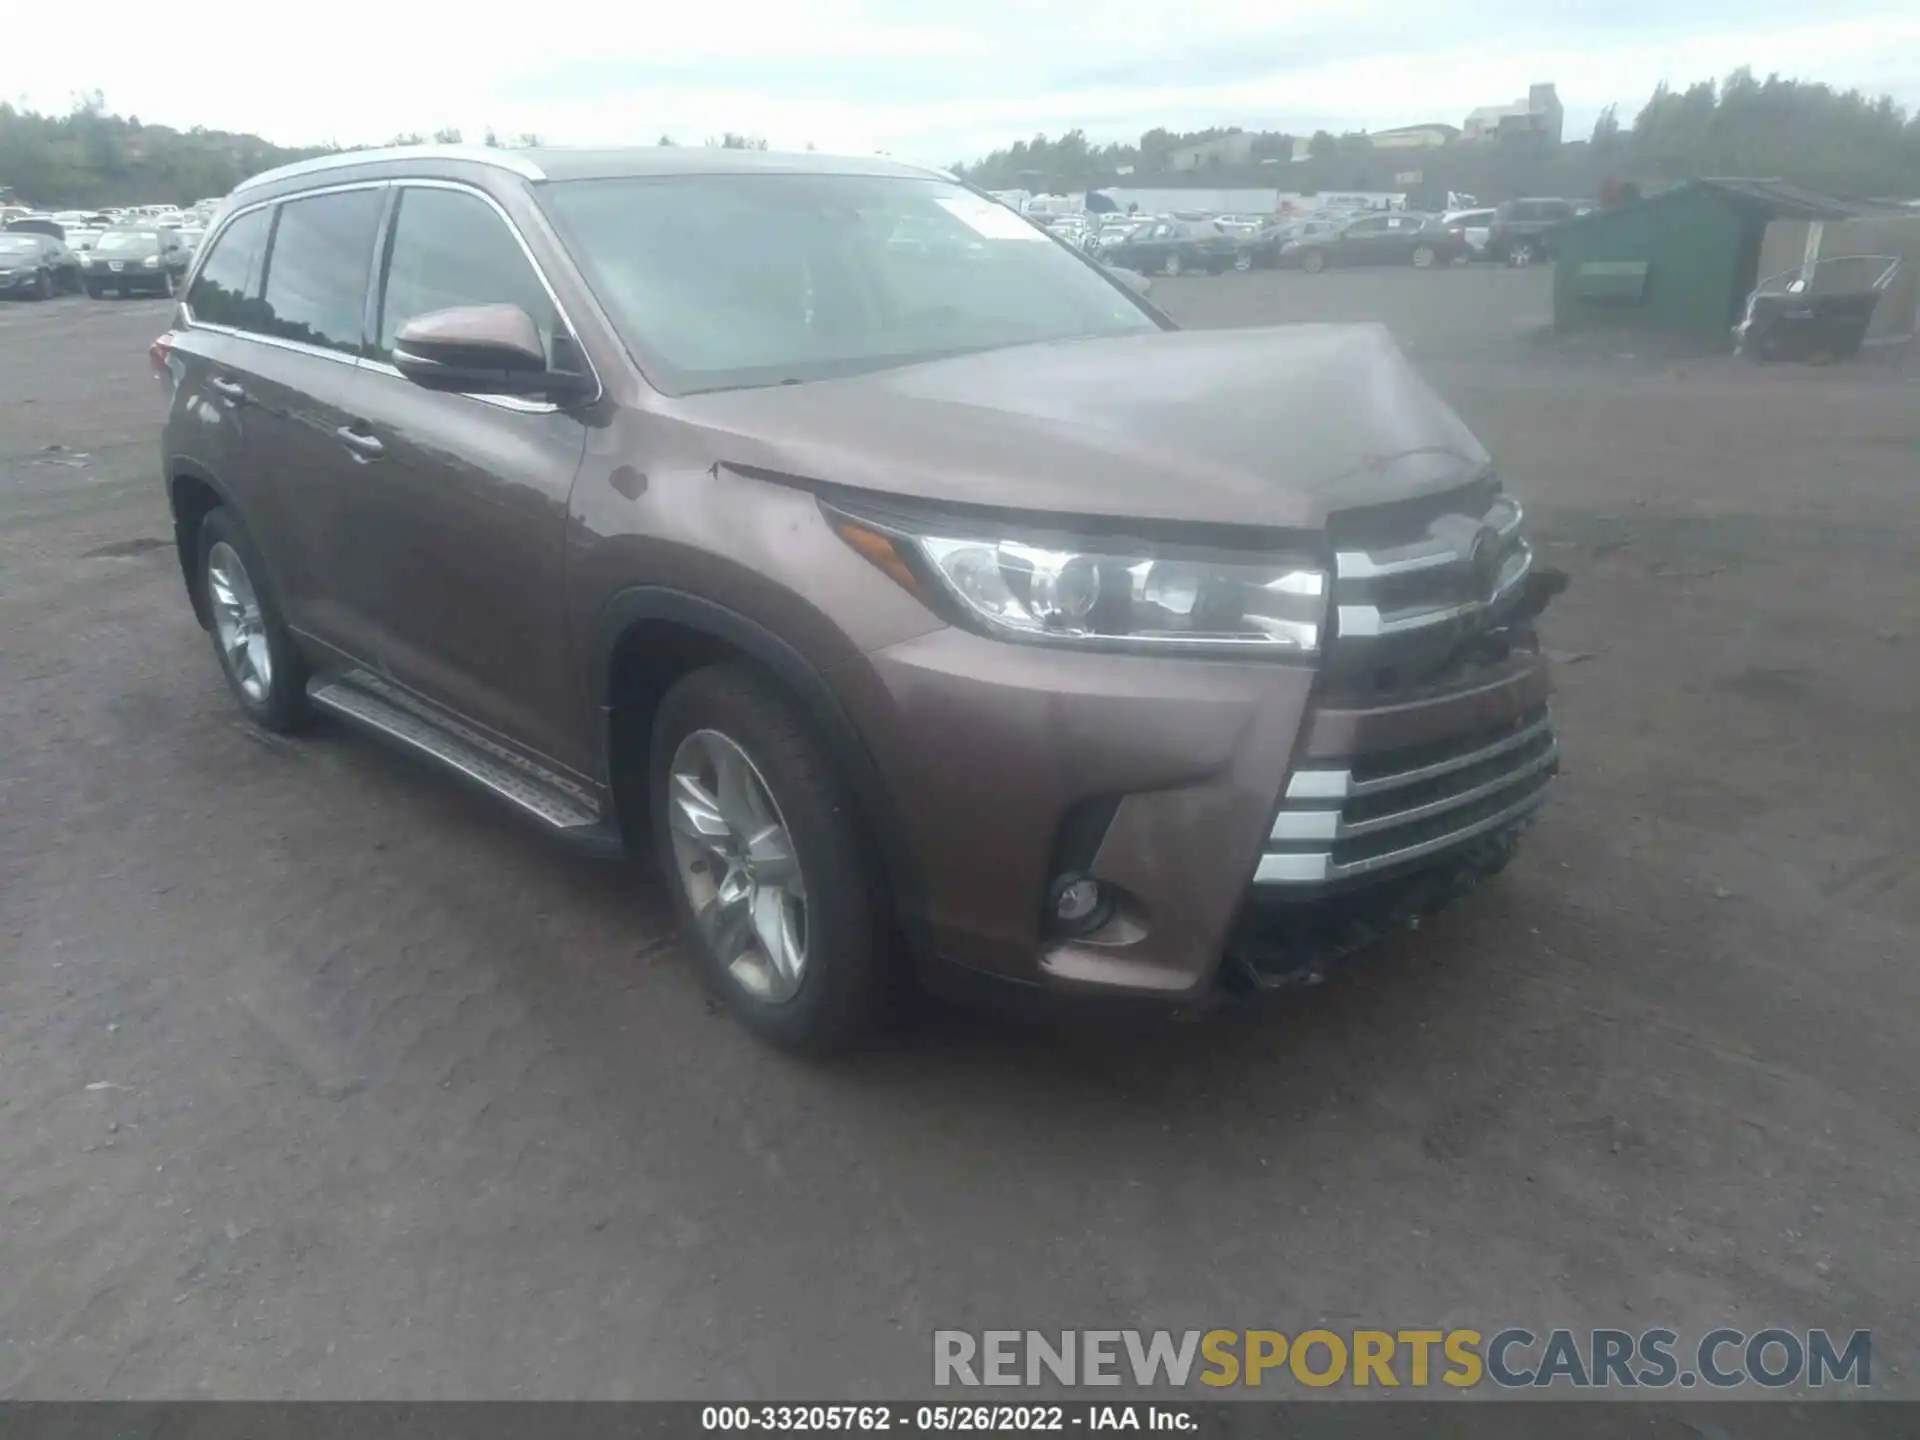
10 0 1920 164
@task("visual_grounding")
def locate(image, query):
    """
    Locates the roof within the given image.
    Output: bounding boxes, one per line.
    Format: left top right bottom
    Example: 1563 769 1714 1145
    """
1554 177 1890 237
1689 177 1885 221
234 145 946 195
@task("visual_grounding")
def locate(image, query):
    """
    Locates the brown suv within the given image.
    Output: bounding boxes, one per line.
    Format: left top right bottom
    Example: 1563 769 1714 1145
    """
156 147 1562 1052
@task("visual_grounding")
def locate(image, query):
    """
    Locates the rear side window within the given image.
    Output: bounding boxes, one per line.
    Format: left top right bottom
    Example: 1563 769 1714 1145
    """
259 189 384 355
187 208 269 329
375 187 555 361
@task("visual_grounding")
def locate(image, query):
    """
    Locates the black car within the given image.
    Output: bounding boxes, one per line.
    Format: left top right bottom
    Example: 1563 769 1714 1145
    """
0 231 82 299
81 226 193 297
1289 213 1471 273
1105 218 1244 277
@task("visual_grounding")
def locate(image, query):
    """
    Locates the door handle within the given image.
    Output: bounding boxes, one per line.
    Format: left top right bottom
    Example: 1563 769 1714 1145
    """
336 425 384 460
209 375 246 401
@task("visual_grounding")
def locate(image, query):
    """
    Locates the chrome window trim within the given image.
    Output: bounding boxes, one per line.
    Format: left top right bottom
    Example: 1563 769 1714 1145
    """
179 179 391 333
179 176 602 412
179 320 363 371
232 146 545 195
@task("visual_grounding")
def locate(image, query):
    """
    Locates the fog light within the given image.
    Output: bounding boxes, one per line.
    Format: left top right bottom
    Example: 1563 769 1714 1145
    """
1047 874 1113 938
1055 878 1101 922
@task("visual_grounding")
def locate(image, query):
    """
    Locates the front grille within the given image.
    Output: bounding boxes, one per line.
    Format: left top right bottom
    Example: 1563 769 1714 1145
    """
1255 707 1555 888
1331 490 1533 644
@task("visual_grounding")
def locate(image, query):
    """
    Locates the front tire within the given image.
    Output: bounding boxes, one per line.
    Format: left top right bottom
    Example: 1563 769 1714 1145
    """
85 282 104 299
1411 245 1436 269
1232 250 1253 272
1161 251 1184 278
196 508 309 732
651 664 887 1054
1302 249 1327 274
1508 241 1536 267
34 270 54 300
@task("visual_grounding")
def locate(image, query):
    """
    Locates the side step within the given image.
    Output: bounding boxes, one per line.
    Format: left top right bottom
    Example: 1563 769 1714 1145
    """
307 672 625 856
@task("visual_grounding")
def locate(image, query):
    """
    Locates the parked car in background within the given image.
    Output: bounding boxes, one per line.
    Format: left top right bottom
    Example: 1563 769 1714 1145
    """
81 226 193 296
1487 198 1578 266
0 231 83 299
154 145 1558 1052
1290 213 1468 272
1106 217 1245 276
1250 217 1343 268
1441 208 1497 261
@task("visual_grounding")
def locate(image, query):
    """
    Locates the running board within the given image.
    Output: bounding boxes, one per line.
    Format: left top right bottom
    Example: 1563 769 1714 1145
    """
307 673 625 856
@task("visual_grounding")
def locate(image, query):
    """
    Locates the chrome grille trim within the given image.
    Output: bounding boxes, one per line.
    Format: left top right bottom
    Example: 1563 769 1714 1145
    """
1331 494 1532 642
1284 711 1555 802
1258 708 1556 887
1271 740 1557 841
1254 784 1551 885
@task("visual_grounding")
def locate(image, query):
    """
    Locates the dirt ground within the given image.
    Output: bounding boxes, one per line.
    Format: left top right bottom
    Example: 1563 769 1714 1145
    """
1 268 1916 1400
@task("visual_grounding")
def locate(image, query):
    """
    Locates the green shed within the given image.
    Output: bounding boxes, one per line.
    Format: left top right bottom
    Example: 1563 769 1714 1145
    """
1552 178 1872 349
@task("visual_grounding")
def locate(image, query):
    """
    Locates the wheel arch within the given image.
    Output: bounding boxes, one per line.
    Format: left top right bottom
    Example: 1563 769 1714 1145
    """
593 586 925 937
166 464 230 629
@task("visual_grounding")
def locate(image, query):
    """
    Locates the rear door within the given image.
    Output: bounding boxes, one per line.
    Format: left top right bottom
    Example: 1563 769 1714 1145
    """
232 185 387 658
333 181 596 774
168 206 273 553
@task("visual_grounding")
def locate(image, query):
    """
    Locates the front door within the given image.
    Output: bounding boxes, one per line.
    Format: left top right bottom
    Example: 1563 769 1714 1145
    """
335 182 594 776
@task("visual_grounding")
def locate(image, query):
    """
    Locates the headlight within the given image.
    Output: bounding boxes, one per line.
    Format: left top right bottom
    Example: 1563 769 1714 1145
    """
831 510 1324 655
78 253 93 265
142 255 161 268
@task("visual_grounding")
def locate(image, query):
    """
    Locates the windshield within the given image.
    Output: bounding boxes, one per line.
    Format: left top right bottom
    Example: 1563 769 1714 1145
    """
0 236 41 255
96 230 162 255
539 173 1160 394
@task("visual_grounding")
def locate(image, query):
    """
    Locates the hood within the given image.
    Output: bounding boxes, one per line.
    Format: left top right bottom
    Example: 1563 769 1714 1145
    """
668 325 1489 531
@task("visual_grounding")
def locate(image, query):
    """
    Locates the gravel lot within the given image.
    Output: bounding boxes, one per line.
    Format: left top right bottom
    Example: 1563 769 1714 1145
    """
2 270 1916 1400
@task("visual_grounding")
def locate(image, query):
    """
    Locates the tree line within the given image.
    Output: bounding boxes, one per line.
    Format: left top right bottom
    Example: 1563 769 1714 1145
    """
956 71 1920 202
7 71 1919 209
0 95 777 208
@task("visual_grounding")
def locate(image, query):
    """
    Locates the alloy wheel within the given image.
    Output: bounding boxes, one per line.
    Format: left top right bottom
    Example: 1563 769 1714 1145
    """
667 728 809 1004
1412 246 1436 268
205 540 273 703
1162 252 1183 277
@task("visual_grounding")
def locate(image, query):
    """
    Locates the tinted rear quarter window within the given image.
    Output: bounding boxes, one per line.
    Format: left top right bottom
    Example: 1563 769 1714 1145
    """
259 189 384 355
187 208 270 329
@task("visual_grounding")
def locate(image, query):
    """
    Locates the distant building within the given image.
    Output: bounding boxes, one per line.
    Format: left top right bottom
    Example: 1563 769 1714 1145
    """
1464 84 1563 145
1163 133 1255 171
1369 123 1460 151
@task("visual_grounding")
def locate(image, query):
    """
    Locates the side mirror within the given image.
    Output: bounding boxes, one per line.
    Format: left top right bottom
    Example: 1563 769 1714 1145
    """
392 304 592 402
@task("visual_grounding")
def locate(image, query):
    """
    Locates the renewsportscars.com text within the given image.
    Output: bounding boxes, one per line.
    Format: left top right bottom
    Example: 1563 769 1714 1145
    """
933 1328 1871 1390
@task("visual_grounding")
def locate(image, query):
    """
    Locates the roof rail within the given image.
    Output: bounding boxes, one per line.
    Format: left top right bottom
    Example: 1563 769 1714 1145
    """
233 145 546 194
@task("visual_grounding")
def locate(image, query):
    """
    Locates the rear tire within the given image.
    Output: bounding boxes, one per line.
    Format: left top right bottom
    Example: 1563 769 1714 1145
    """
34 270 53 300
1508 241 1536 267
1302 249 1327 274
650 663 888 1054
1411 245 1436 269
195 507 309 733
1232 250 1253 272
1161 252 1183 278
